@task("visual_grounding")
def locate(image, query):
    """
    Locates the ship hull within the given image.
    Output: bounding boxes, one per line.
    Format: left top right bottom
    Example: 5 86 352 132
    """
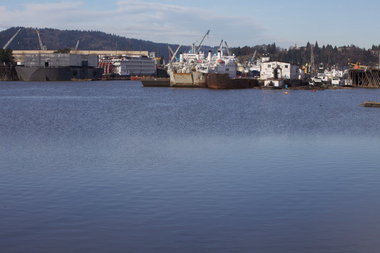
15 66 103 81
207 73 257 89
169 72 207 87
141 78 170 87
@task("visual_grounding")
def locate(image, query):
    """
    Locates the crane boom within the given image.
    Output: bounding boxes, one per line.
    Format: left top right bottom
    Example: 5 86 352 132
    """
3 28 22 49
168 46 175 59
35 29 46 50
196 30 210 53
224 41 231 56
248 50 257 65
170 45 182 64
74 40 80 51
218 40 224 51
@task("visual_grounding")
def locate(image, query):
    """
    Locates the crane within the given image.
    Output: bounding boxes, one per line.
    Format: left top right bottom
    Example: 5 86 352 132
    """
247 50 257 66
168 45 175 59
3 28 22 49
74 40 80 51
169 45 182 64
195 30 210 53
35 29 47 50
224 41 231 56
218 40 224 51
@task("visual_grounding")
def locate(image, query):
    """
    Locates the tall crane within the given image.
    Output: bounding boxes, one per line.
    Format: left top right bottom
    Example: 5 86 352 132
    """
195 30 210 53
3 28 22 49
218 40 224 51
246 50 257 67
168 45 175 59
224 41 231 56
169 45 182 64
74 40 80 51
35 29 47 50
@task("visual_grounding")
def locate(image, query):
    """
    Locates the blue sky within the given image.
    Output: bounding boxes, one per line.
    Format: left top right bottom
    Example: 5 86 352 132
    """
1 0 379 48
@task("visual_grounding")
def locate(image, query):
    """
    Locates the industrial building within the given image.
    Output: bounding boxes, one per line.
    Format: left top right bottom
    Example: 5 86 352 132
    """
98 55 156 77
260 61 299 80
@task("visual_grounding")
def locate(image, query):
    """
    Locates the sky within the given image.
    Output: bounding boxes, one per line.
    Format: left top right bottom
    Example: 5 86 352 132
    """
0 0 379 48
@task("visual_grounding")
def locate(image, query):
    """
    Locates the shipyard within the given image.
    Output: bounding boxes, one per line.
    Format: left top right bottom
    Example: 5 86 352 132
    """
2 0 380 252
1 28 380 90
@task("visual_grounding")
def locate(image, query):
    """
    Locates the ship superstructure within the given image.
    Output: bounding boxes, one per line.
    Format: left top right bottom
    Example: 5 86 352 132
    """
99 54 156 77
167 31 237 87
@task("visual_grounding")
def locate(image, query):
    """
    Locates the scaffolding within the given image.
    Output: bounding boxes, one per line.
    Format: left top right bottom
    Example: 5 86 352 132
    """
349 69 380 87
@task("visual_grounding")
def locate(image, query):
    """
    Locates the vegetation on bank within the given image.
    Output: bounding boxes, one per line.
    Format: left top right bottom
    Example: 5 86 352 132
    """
232 42 380 68
0 49 14 64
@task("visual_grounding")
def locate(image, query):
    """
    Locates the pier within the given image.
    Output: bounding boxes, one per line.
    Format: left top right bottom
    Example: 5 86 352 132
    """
349 69 380 87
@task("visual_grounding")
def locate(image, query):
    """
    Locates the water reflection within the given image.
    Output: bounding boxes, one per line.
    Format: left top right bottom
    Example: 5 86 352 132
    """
0 81 380 253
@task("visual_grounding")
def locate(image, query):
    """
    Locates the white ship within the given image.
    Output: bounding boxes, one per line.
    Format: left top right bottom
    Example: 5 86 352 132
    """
167 31 237 87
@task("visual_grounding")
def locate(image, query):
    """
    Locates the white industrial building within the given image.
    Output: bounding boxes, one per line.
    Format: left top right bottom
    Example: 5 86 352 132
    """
99 55 156 76
260 61 299 80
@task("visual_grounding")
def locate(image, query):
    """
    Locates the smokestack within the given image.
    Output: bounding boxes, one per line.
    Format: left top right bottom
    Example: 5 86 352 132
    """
208 50 212 62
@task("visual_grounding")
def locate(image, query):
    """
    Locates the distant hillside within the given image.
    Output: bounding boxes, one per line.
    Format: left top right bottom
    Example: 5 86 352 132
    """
0 27 186 59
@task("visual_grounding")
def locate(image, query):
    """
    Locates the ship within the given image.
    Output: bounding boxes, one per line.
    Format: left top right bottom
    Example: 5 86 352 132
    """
141 77 170 87
167 69 207 88
166 31 240 88
16 66 102 81
15 53 103 81
167 44 255 89
207 73 258 89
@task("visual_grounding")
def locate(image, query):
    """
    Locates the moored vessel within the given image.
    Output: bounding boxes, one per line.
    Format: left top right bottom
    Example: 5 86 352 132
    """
207 73 257 89
15 53 103 81
141 77 170 87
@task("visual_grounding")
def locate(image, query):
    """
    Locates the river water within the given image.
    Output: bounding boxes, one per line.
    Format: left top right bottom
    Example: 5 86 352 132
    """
1 81 380 253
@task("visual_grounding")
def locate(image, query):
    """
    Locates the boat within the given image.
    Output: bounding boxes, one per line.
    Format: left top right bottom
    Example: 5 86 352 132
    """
361 101 380 108
16 66 102 81
207 73 257 89
166 31 240 88
168 70 207 88
15 53 103 81
141 78 170 87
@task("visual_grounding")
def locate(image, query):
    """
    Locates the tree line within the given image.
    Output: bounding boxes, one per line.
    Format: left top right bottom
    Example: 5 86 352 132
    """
0 49 14 64
232 42 380 68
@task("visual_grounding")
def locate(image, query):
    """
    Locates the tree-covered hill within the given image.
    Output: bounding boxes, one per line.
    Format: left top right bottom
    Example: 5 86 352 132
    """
0 27 183 59
1 27 379 68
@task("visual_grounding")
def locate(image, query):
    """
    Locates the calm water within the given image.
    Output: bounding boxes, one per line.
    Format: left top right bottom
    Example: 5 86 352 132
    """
1 81 380 253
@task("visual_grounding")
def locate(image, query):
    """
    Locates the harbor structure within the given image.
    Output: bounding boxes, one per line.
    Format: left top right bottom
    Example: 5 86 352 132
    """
12 50 150 63
15 53 103 81
98 54 156 77
260 61 300 87
349 68 380 87
12 50 154 80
